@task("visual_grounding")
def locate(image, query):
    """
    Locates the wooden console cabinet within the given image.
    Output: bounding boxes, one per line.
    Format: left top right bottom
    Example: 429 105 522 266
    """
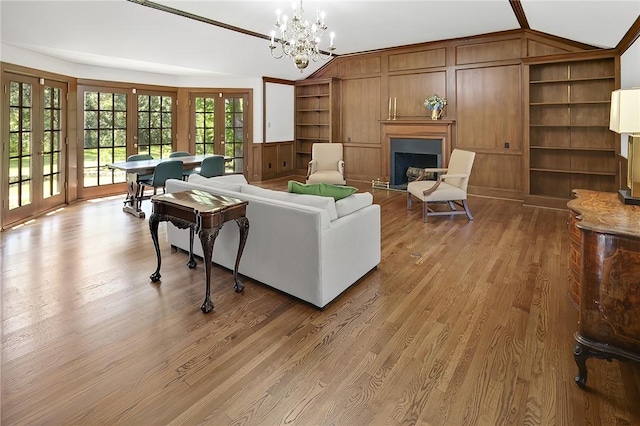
567 189 640 388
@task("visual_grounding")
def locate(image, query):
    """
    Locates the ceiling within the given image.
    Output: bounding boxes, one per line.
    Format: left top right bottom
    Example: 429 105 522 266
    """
1 1 638 82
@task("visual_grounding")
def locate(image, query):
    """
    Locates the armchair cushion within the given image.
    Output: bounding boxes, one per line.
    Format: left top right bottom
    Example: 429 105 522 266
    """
407 180 467 202
287 181 357 200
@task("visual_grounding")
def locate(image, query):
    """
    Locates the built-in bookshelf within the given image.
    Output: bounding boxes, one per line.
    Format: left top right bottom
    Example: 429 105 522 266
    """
526 57 617 209
294 78 341 171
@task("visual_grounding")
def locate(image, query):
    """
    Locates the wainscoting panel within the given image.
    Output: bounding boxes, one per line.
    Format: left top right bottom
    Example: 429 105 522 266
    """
343 144 381 182
341 77 381 145
388 48 446 72
469 152 523 200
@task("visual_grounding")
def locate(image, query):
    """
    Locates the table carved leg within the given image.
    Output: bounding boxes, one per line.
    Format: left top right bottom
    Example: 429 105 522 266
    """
233 217 250 292
149 212 162 282
187 228 197 269
149 213 193 283
198 227 221 313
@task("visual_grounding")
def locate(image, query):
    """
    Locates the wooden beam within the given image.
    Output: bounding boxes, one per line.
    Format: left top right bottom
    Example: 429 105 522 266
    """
617 15 640 55
509 0 530 29
126 0 269 40
126 0 336 57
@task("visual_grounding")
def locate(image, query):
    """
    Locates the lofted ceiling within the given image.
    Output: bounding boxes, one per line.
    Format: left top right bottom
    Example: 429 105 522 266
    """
1 0 638 82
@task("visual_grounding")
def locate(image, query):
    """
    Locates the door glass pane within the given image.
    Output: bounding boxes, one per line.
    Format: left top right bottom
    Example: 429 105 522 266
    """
224 96 244 173
43 86 62 198
8 81 33 210
83 91 127 187
194 96 216 155
21 181 31 205
137 94 173 158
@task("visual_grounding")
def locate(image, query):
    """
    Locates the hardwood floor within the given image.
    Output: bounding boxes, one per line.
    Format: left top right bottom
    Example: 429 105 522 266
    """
2 179 639 425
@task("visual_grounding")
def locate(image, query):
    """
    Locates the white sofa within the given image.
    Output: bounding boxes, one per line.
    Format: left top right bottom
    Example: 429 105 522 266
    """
164 174 381 308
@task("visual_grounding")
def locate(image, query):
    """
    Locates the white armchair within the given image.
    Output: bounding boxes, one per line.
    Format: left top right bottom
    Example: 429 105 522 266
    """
306 143 346 185
406 148 476 222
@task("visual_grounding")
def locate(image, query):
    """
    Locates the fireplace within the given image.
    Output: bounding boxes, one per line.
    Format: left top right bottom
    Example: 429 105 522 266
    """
390 138 442 188
380 119 453 189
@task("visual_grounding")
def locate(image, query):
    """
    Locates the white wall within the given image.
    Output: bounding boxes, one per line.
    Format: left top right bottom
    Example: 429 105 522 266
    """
1 43 265 143
619 38 640 158
264 82 294 143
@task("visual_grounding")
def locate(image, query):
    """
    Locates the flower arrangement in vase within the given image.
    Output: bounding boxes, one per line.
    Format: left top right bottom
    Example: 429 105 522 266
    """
424 94 447 120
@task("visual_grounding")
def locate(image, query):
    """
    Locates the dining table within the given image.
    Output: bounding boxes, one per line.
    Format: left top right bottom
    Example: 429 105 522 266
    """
107 155 212 218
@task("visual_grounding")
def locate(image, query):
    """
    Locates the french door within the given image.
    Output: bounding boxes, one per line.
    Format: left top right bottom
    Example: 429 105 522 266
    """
3 74 67 228
78 86 176 198
191 92 248 174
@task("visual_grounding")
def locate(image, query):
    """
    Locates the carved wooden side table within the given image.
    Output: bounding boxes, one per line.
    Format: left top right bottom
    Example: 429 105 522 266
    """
149 190 249 313
567 189 640 388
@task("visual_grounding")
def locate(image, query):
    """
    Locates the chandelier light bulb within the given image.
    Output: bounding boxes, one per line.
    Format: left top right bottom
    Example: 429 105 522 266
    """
267 0 336 71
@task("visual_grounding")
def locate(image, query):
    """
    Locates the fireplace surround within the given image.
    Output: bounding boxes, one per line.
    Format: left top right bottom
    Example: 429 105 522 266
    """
381 119 454 185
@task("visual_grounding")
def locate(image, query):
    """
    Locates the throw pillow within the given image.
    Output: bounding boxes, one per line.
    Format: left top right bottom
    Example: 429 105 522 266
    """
287 181 357 200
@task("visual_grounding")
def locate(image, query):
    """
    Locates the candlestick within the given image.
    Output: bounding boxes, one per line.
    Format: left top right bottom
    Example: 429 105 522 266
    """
393 97 397 120
388 97 391 120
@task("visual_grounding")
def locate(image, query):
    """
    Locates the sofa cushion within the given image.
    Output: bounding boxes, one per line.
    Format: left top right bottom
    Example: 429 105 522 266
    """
241 184 338 221
335 192 374 218
187 173 246 192
287 181 357 200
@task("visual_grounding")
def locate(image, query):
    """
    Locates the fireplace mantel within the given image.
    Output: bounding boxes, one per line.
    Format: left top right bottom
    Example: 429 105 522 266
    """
380 119 454 182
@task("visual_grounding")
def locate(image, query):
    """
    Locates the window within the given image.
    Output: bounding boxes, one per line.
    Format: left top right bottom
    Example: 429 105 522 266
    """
194 96 216 156
8 81 32 208
43 86 63 198
3 73 67 228
83 91 127 187
191 92 248 174
137 94 173 158
79 86 176 192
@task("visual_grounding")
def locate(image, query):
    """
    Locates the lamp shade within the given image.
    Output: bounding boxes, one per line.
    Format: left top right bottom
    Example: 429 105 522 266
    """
610 88 640 134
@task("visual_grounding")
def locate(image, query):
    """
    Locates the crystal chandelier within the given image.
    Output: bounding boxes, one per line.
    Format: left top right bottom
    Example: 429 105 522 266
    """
268 0 336 71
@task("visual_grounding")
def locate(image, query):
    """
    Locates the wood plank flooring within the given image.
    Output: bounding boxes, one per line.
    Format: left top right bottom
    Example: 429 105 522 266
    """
2 179 639 425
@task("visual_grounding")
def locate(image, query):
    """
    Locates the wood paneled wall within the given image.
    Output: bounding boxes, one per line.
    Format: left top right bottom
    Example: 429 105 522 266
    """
310 29 596 200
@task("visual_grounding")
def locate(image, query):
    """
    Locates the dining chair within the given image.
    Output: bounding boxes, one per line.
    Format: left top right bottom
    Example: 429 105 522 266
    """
199 155 225 178
127 154 154 181
169 151 195 179
138 160 184 201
